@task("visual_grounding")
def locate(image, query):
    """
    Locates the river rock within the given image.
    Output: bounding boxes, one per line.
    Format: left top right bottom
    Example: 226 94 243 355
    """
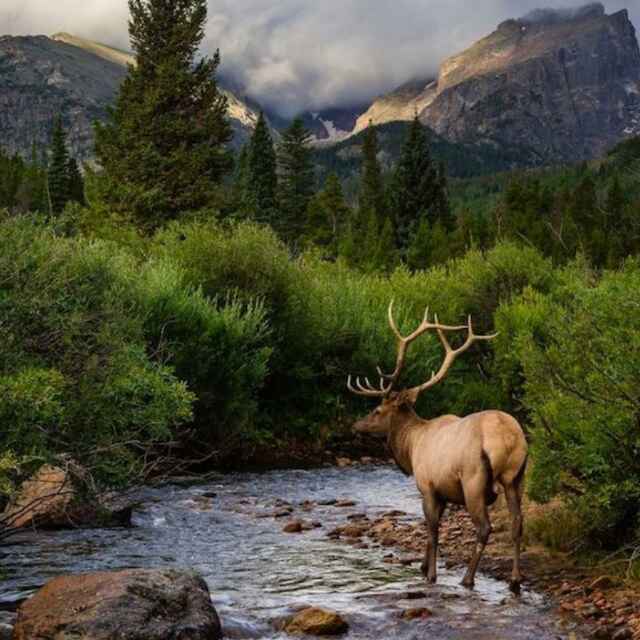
283 520 304 533
13 568 221 640
3 463 133 531
0 623 12 640
401 607 433 620
285 607 348 636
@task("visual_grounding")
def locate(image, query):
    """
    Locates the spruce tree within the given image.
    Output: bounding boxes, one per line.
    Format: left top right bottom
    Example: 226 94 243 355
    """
358 123 386 226
374 217 399 273
247 112 278 223
304 173 350 257
278 117 315 245
94 0 233 228
48 119 70 215
390 116 437 252
67 157 85 205
407 217 432 271
231 143 250 215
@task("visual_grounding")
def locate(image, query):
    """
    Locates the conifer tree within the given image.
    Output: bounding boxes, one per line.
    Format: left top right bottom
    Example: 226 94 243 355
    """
94 0 233 228
374 217 399 273
48 119 70 215
358 123 386 227
407 217 432 271
390 116 438 252
247 112 278 223
67 157 85 206
231 143 250 215
278 117 315 245
304 173 350 257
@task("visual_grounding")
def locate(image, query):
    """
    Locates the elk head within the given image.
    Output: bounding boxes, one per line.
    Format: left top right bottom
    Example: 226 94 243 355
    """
348 302 497 435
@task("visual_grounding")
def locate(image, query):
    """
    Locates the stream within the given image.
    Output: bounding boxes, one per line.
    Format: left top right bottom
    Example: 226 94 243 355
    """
0 465 583 639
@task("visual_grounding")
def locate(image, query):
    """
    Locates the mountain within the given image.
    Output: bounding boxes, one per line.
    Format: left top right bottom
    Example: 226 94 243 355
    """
347 3 640 163
0 33 260 160
351 77 436 136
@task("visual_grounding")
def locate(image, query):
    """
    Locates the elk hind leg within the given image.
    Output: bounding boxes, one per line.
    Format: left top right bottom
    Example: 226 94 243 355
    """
504 462 526 593
421 492 445 584
461 481 492 589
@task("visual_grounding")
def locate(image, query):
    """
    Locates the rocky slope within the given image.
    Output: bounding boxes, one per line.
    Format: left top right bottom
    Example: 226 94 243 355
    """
352 3 640 163
0 33 260 160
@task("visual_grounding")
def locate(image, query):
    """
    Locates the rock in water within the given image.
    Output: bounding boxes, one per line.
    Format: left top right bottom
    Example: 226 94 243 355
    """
285 607 348 636
3 465 74 529
13 569 222 640
2 463 132 531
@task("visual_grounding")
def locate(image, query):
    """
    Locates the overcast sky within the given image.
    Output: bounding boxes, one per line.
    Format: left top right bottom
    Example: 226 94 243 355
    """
1 1 638 115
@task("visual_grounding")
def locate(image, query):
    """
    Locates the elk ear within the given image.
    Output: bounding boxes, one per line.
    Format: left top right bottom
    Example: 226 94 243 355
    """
397 389 419 408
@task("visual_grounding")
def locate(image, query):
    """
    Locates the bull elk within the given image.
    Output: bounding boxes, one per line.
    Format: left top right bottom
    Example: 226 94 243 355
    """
347 303 528 592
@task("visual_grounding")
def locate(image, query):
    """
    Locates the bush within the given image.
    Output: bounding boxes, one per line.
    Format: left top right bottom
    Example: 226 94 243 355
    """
0 215 277 482
498 260 640 545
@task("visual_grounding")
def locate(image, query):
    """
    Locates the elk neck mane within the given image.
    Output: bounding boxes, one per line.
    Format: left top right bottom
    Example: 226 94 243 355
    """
386 407 424 477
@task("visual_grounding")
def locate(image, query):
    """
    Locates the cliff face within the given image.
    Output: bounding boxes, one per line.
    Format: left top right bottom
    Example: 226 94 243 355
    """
351 77 437 136
421 5 640 162
0 35 125 161
0 34 259 160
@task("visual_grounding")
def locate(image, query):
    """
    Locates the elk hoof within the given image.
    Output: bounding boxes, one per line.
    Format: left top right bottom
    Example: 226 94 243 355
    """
509 579 522 595
420 561 429 577
427 574 437 584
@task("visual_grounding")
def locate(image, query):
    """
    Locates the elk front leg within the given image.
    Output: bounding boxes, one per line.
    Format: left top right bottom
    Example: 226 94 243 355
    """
421 492 445 584
505 483 524 593
461 485 491 589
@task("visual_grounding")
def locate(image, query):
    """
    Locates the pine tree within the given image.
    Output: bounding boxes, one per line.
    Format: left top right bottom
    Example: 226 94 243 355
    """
435 160 454 231
304 173 350 257
247 112 278 223
358 123 386 226
231 143 250 215
374 216 399 273
48 119 70 215
407 217 432 271
390 116 437 252
67 157 85 205
278 117 315 245
94 0 233 228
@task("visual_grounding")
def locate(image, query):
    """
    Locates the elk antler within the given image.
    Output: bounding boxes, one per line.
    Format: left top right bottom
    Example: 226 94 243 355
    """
346 301 477 398
406 315 498 398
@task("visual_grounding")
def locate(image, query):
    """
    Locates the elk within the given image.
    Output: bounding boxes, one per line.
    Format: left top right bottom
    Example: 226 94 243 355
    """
347 303 528 592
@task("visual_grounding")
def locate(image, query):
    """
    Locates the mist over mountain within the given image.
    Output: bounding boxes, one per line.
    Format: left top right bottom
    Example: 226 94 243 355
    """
1 1 637 117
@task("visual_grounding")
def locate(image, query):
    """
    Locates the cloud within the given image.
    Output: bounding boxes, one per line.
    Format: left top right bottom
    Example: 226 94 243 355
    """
1 1 638 116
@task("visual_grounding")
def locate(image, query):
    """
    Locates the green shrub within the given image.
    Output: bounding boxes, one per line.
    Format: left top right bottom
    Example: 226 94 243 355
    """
499 260 640 545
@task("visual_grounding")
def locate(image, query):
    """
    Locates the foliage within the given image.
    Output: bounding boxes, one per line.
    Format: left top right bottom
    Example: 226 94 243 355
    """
277 117 315 246
245 112 278 223
495 263 640 545
94 0 233 227
0 215 271 485
390 116 449 253
304 173 350 258
0 146 47 214
47 119 70 215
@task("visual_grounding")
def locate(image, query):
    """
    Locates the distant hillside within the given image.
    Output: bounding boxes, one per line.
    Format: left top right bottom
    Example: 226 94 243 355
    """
0 33 260 160
313 121 529 185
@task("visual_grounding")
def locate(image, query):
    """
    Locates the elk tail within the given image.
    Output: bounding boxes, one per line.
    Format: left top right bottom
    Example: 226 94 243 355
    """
481 450 498 506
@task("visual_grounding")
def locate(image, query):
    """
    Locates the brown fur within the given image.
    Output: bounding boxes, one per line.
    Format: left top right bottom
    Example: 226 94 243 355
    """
354 393 528 591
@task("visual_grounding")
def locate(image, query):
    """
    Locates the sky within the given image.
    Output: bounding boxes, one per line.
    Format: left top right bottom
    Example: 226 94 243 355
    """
1 1 638 116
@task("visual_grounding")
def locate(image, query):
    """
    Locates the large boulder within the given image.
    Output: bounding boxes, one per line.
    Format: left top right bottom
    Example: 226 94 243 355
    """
13 568 222 640
3 463 132 531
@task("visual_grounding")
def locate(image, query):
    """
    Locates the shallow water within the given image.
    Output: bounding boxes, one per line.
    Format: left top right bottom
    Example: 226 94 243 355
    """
0 465 583 638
